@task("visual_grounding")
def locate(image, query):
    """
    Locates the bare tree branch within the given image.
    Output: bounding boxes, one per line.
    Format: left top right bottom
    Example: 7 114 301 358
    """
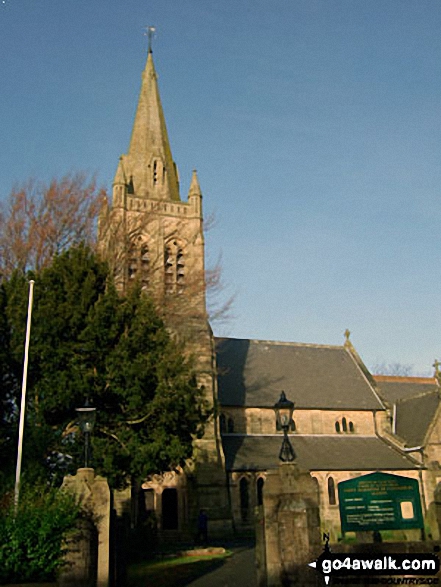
0 172 105 278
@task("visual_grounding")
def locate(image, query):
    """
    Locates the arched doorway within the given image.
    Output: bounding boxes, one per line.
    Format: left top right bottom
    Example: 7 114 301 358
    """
257 477 264 506
240 478 249 522
162 488 178 530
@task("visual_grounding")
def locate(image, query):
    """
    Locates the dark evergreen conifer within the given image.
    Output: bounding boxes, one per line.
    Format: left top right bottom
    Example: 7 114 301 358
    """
1 245 209 487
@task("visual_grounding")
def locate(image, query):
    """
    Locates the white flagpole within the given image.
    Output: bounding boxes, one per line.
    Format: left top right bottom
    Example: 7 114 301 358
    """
14 279 35 514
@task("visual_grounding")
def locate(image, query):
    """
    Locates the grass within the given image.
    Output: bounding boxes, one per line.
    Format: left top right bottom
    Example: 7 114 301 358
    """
127 550 232 587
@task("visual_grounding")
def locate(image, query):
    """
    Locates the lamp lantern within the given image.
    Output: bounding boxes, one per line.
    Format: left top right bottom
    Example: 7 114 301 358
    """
274 391 294 431
273 391 296 462
76 401 96 469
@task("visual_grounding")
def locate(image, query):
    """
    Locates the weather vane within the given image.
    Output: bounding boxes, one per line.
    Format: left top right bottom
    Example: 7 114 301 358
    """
144 26 156 53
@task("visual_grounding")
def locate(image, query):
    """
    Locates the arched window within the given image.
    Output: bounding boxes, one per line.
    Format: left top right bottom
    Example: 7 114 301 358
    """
141 244 149 288
127 240 150 287
164 242 185 294
240 478 249 522
257 477 264 506
128 243 138 281
227 417 235 433
219 413 226 434
328 477 336 505
164 246 174 294
176 248 184 293
290 419 296 432
336 417 354 434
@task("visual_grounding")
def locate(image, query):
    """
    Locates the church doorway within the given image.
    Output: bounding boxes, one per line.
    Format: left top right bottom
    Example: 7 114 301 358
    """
240 478 249 522
162 488 179 530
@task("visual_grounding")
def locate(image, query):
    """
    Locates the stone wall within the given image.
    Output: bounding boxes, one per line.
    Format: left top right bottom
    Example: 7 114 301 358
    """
257 463 322 587
59 468 111 587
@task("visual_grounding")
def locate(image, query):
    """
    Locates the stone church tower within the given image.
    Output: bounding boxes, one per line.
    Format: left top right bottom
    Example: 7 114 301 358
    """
98 47 231 536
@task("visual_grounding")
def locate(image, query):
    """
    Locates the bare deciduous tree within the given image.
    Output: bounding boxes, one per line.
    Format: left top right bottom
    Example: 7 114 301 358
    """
98 196 234 328
0 173 105 277
372 362 414 377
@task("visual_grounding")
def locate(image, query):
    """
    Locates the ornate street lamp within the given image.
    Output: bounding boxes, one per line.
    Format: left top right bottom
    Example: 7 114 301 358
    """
76 401 97 469
273 391 296 462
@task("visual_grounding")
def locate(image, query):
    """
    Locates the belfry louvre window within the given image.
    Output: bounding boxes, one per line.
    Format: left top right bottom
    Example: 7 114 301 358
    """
165 246 174 294
128 243 138 281
164 242 185 294
140 245 150 288
176 249 185 293
127 240 149 287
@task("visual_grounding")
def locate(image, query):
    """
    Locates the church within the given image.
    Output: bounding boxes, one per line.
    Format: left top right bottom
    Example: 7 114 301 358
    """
98 46 441 541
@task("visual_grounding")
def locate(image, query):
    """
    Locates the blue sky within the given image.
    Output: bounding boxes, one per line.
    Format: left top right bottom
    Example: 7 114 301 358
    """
1 0 441 375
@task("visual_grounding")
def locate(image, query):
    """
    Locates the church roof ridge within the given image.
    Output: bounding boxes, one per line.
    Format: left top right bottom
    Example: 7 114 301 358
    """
395 388 439 404
374 375 437 385
215 336 344 350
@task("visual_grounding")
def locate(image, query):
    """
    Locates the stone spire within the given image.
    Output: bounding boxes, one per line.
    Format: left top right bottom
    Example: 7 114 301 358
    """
124 49 180 201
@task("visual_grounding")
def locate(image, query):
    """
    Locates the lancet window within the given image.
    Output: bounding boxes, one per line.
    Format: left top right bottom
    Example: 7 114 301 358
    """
164 241 185 294
335 417 354 433
328 477 336 505
127 239 150 289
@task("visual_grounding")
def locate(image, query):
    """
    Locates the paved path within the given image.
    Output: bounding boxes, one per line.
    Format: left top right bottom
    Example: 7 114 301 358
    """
186 546 257 587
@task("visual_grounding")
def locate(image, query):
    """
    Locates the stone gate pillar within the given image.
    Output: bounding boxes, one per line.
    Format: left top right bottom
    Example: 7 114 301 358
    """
260 463 321 587
60 468 111 587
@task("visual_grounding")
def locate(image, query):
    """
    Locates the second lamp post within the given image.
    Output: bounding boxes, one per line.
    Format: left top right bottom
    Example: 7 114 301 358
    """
76 401 97 469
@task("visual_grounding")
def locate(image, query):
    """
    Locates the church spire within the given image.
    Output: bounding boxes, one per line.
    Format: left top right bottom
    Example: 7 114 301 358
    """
124 49 180 201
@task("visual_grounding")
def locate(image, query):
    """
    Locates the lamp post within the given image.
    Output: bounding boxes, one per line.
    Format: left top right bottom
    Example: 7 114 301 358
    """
76 401 97 469
273 391 296 462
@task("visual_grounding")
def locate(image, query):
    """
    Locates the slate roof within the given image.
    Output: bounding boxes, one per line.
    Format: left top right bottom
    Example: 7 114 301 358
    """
374 376 439 404
221 435 420 472
395 391 440 447
215 338 383 410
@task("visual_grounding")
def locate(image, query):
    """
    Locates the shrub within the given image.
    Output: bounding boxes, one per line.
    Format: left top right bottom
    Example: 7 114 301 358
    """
0 484 81 583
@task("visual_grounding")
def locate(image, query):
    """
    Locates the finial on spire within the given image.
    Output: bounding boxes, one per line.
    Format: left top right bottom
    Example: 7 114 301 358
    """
144 25 156 53
344 329 351 343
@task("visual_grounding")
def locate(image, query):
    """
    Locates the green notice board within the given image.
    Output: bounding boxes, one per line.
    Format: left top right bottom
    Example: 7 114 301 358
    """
338 472 423 533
